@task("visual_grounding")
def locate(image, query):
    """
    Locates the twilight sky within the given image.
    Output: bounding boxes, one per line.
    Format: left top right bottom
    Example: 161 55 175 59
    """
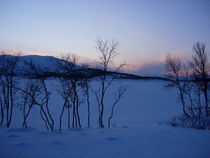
0 0 210 74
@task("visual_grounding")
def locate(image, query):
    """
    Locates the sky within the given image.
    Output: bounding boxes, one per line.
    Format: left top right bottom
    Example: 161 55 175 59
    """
0 0 210 74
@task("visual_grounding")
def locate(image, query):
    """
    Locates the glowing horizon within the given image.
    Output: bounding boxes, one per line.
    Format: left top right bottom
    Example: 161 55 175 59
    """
0 49 181 75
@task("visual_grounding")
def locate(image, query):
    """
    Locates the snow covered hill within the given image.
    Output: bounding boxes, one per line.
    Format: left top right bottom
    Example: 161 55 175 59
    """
17 55 62 73
0 55 76 75
0 54 171 80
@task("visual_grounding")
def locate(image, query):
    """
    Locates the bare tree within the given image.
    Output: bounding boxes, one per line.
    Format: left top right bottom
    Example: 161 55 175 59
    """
23 60 54 131
94 38 126 128
165 55 189 117
0 83 4 126
108 86 127 128
57 77 72 131
183 64 196 117
0 52 20 127
81 63 91 128
190 42 209 118
193 77 203 120
57 53 83 129
21 78 42 128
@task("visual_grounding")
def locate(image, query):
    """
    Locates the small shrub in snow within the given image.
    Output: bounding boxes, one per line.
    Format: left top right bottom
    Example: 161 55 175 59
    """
167 115 210 129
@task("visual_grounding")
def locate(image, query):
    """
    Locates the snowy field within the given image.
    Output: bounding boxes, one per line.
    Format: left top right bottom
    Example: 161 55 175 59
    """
0 79 210 158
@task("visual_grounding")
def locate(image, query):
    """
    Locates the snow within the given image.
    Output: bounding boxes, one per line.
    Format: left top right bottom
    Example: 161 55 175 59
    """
1 125 210 158
17 55 60 73
0 79 210 158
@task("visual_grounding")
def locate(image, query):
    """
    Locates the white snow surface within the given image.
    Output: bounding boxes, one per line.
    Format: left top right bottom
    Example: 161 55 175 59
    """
0 79 210 158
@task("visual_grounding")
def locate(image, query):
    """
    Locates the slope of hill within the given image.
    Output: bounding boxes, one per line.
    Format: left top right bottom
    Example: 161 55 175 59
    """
0 54 170 80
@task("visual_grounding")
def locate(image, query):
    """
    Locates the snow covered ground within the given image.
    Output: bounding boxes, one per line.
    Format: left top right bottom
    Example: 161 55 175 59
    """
0 79 210 158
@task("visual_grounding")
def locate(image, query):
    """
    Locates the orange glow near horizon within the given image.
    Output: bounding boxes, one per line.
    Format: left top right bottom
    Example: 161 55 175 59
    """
124 57 166 72
1 50 51 57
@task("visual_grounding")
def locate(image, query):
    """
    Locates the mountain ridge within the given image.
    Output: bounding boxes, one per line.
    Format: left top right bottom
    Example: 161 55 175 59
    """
0 54 170 81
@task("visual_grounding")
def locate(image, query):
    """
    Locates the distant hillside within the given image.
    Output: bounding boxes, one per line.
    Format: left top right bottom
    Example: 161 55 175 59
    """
0 54 171 81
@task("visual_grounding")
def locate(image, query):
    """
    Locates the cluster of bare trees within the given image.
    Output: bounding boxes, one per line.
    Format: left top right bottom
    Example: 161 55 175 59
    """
0 54 55 131
57 39 127 130
0 53 20 127
21 61 55 131
0 39 126 131
93 39 126 128
166 42 210 129
57 53 84 130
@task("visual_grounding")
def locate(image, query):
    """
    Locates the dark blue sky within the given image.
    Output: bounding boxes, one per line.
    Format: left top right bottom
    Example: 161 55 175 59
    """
0 0 210 73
